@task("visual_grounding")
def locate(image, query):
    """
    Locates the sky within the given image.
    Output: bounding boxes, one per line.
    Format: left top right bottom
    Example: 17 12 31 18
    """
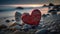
0 0 60 8
0 0 60 5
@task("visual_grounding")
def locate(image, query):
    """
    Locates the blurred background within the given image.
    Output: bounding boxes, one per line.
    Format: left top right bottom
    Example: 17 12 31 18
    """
0 0 60 34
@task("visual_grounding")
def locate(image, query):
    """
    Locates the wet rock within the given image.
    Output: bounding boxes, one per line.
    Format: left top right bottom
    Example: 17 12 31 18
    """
35 29 48 34
5 20 10 23
13 30 27 34
0 24 7 30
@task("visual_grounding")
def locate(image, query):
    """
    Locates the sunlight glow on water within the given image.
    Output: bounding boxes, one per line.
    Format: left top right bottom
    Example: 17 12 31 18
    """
0 4 43 7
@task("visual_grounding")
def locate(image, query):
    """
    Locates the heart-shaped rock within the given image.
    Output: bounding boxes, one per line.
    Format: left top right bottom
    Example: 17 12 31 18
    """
21 9 41 26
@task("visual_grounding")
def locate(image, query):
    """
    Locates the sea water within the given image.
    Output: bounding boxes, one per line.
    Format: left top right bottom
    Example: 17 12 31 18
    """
0 7 48 27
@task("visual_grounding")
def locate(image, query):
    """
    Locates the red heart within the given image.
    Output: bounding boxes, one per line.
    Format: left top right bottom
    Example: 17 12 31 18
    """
21 9 41 26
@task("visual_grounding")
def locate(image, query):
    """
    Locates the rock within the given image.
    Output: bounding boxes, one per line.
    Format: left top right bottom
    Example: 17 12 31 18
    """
16 7 24 10
13 30 28 34
0 24 7 30
35 29 48 34
15 12 21 22
5 20 10 23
